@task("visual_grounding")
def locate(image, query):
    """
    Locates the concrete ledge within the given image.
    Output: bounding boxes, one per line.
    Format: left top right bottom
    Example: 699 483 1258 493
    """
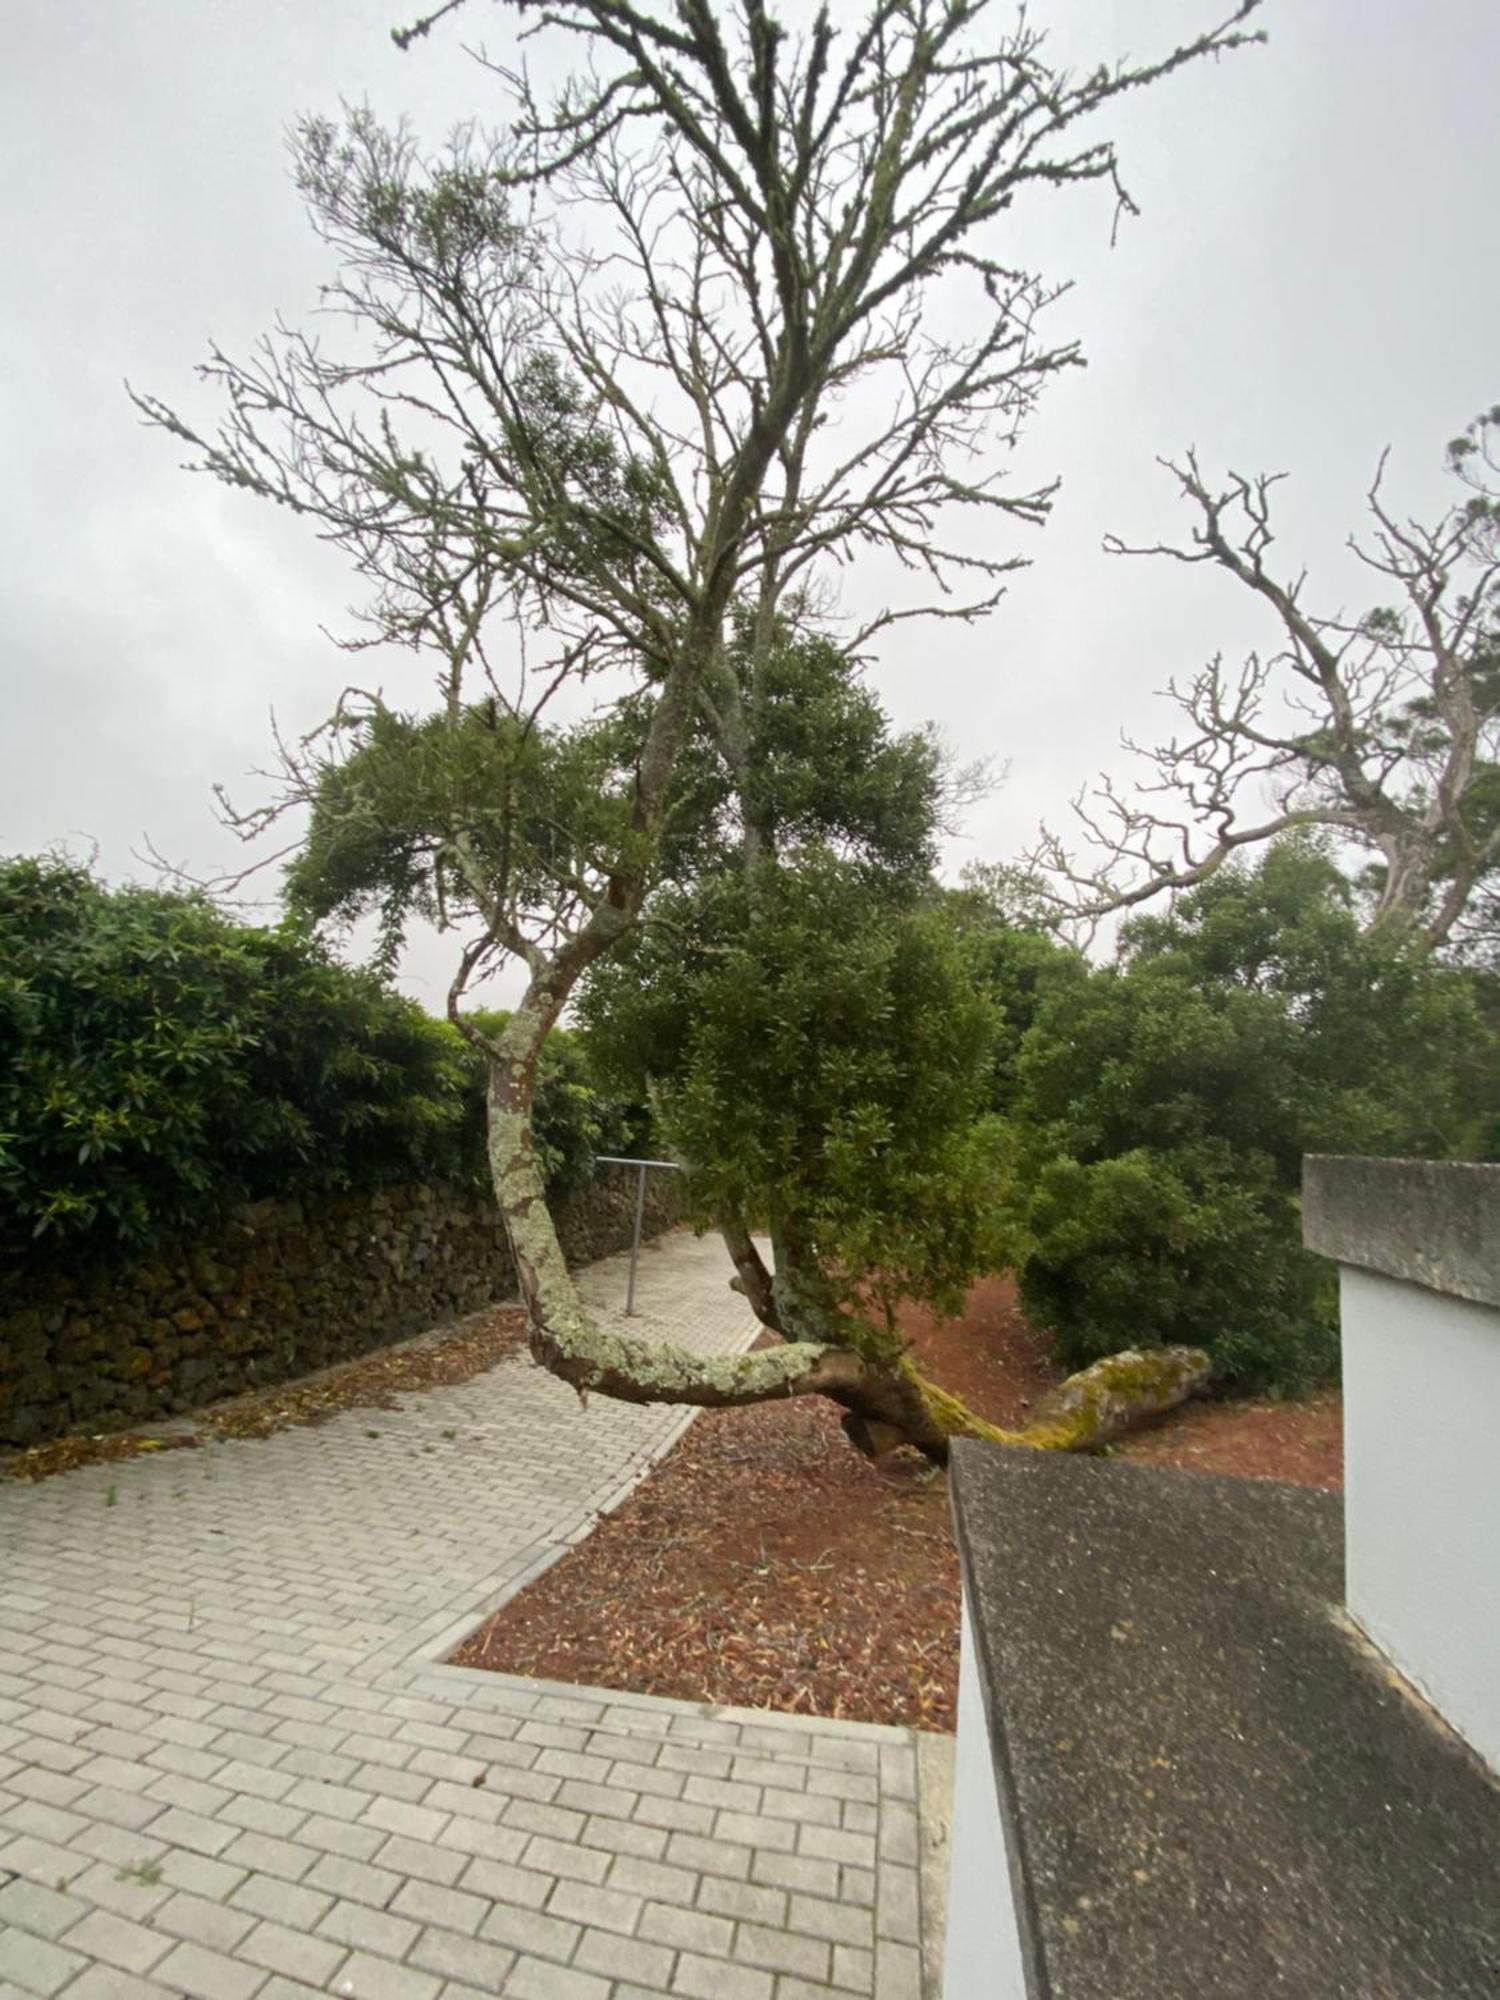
1303 1156 1500 1309
948 1441 1500 1999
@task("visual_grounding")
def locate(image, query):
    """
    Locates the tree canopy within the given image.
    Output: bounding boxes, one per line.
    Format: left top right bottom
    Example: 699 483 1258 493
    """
582 624 1004 1361
137 0 1259 1455
1000 839 1493 1388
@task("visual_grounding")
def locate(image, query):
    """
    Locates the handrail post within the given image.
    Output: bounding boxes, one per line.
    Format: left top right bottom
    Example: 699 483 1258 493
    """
625 1160 648 1317
593 1157 681 1315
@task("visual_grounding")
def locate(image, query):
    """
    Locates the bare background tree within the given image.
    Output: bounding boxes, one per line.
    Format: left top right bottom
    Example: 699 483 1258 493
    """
1028 403 1500 956
138 0 1260 1453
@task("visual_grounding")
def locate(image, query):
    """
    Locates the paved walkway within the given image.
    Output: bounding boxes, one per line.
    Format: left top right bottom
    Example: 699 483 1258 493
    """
0 1231 948 2000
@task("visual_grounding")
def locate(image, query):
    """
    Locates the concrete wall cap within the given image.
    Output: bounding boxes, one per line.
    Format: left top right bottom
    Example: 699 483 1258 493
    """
1302 1156 1500 1309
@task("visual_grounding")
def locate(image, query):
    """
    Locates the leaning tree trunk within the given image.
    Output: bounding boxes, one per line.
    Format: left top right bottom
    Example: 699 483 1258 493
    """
720 1219 784 1334
489 1030 1209 1463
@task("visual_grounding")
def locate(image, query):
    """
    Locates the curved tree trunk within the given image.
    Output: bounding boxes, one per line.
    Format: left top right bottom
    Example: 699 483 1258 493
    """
490 1039 1210 1463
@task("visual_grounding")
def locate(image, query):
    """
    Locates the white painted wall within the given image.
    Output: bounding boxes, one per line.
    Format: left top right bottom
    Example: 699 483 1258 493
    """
1341 1266 1500 1774
942 1602 1031 1999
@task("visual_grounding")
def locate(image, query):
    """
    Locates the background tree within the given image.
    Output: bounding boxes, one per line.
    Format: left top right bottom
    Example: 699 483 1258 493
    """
1028 406 1500 954
140 0 1259 1452
999 839 1493 1390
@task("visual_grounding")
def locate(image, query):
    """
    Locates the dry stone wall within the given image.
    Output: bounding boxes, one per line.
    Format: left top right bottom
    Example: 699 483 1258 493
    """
0 1171 680 1449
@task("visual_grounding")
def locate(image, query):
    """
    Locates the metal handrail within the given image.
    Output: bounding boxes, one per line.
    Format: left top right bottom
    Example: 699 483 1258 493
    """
594 1155 682 1315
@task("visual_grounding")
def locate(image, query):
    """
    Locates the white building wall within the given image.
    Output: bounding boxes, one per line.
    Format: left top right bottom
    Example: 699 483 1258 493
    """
1341 1265 1500 1774
942 1601 1031 1998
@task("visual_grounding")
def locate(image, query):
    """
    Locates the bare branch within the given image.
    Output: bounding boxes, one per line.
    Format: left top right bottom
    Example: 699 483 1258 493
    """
1028 417 1500 952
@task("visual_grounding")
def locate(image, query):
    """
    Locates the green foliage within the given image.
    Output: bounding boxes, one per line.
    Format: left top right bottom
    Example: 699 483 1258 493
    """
581 622 1010 1355
627 617 947 894
1004 841 1495 1390
1018 1146 1337 1392
731 624 943 883
0 857 645 1260
585 874 1005 1357
943 875 1084 1115
0 856 468 1258
284 699 639 973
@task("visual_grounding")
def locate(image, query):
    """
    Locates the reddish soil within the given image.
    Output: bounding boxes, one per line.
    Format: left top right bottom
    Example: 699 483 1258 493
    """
1116 1385 1343 1489
454 1386 964 1727
453 1278 1344 1730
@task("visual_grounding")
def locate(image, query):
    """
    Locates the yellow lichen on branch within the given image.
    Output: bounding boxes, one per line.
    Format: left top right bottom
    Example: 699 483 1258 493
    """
1017 1345 1213 1449
902 1368 1021 1448
904 1345 1212 1456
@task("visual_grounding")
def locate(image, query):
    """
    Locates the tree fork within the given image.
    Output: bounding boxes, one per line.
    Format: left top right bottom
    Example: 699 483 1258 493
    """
720 1219 784 1334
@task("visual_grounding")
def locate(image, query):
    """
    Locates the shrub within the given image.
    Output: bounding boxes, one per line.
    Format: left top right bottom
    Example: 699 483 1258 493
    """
1003 842 1492 1391
0 856 471 1258
1017 1144 1338 1393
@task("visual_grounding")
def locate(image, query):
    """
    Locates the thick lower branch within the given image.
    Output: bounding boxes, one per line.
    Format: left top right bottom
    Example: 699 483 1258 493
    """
489 1034 1209 1465
517 1221 1207 1466
527 1300 1208 1465
909 1346 1213 1453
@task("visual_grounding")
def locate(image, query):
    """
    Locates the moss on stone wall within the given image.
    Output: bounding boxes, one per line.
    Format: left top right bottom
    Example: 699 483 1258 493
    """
0 1171 679 1448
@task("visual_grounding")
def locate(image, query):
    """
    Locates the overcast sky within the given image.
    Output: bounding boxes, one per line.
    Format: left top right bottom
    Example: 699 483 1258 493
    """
4 0 1497 1010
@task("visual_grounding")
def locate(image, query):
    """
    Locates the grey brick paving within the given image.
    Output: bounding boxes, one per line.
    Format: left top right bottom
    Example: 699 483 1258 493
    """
0 1232 948 1998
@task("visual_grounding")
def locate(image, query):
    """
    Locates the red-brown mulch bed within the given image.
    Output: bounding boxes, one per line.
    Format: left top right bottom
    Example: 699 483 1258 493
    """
1115 1385 1343 1489
454 1386 963 1728
452 1277 1344 1730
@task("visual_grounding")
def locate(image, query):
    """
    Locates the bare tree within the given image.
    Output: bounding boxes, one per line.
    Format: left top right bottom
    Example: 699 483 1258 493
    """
137 0 1259 1454
1028 406 1500 955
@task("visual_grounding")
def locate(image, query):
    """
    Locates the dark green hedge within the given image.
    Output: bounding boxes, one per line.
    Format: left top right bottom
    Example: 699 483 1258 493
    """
0 857 638 1264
